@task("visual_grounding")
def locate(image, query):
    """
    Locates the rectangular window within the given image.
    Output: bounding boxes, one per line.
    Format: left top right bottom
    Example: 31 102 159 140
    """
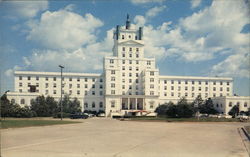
205 81 208 85
136 54 139 58
129 67 132 70
111 90 115 94
122 47 125 51
100 78 103 82
85 91 88 95
69 84 72 88
122 66 125 70
46 77 48 81
122 60 125 64
99 91 103 96
150 84 154 89
100 85 103 89
85 78 88 82
199 87 201 91
164 80 167 84
45 83 48 88
36 76 39 81
147 61 151 65
92 78 95 82
19 82 22 87
171 80 174 84
185 86 188 91
53 83 57 88
92 84 95 88
150 78 154 82
122 53 125 57
220 87 223 91
69 78 72 81
213 87 216 91
111 83 115 88
19 76 22 80
53 90 56 94
136 48 139 52
227 82 230 85
129 60 132 64
28 76 31 80
192 81 194 85
111 70 115 74
220 81 223 85
77 90 80 95
136 60 139 64
129 47 132 51
85 84 88 88
110 59 114 64
53 77 56 81
171 86 174 90
213 81 216 85
77 84 80 88
92 91 95 95
150 71 154 76
129 73 132 77
150 91 154 95
77 78 80 82
178 80 181 84
136 67 139 71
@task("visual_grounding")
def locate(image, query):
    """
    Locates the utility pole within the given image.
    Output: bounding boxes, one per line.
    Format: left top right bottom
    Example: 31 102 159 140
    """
59 65 64 120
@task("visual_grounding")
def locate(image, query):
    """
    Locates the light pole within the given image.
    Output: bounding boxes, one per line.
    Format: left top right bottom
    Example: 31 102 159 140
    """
59 65 64 120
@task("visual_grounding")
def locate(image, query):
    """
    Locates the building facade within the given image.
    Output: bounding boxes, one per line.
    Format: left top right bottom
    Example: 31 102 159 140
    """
7 16 239 116
212 96 250 114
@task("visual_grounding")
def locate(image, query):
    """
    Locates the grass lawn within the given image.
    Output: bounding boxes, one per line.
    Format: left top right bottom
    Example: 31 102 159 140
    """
1 119 81 129
127 116 242 122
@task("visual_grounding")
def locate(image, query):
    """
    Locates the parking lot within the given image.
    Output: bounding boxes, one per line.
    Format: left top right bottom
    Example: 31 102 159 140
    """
1 118 249 157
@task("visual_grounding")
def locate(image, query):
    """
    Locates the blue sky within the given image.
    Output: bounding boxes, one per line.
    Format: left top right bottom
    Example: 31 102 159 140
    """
0 0 249 96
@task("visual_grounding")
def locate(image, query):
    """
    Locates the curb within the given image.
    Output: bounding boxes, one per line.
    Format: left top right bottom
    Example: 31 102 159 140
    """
242 127 250 141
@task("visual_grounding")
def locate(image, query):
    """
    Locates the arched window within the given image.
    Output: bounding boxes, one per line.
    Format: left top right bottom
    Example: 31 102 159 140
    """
229 102 232 107
244 102 248 107
236 102 240 106
92 102 95 108
99 102 103 108
20 99 25 104
11 99 15 104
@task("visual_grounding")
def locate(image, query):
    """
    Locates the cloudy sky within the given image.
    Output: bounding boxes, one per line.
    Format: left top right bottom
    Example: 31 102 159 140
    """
0 0 249 96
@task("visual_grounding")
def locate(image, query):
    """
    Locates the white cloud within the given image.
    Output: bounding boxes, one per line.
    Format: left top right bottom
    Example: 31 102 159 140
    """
191 0 201 9
134 5 166 26
6 1 48 18
27 10 103 50
211 50 250 78
130 0 165 5
146 5 166 18
133 0 249 78
22 28 114 72
5 66 22 77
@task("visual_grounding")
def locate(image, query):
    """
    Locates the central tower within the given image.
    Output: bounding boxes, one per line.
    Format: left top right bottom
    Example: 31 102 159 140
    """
104 15 159 117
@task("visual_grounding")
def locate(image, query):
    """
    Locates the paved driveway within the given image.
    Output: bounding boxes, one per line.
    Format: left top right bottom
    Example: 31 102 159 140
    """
1 118 249 157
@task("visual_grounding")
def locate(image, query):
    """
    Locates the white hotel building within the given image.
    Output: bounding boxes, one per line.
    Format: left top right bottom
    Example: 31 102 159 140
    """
7 16 249 116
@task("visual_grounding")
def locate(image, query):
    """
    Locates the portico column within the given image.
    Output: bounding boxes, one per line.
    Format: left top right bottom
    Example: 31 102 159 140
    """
135 98 137 110
142 98 145 110
128 98 130 110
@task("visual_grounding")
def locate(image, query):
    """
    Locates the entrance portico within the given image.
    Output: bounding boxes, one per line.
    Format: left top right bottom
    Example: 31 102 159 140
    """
121 96 145 110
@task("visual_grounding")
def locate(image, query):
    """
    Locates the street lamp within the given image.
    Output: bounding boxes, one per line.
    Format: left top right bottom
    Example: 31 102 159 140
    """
59 65 64 120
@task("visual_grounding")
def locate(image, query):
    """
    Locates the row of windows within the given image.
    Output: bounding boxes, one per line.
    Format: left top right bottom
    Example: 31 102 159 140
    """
163 92 228 98
45 90 104 96
163 80 230 85
19 83 103 89
162 86 230 92
122 60 140 64
19 76 103 82
84 102 104 108
228 102 248 107
122 66 140 71
122 47 140 52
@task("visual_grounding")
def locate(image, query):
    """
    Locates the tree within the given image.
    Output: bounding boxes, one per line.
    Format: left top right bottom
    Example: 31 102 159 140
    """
61 95 81 114
192 95 203 113
175 97 195 118
228 105 239 118
1 93 11 118
199 98 218 115
155 101 175 117
31 95 58 117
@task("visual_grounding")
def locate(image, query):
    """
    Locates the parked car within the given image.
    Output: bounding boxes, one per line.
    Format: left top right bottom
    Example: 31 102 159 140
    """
70 113 89 119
